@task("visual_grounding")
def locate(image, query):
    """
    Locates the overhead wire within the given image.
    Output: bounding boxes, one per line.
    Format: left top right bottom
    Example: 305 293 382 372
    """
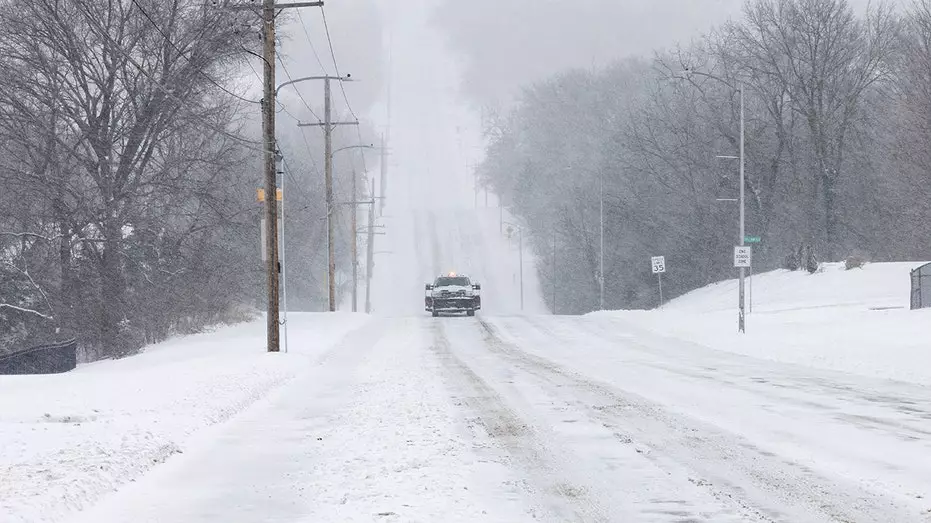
130 0 261 105
76 3 264 152
296 9 329 75
276 52 323 124
319 6 358 122
318 6 369 175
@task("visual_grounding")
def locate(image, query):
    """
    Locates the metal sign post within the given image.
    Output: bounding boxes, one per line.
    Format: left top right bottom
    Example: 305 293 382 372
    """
734 246 752 323
742 236 760 313
651 256 666 307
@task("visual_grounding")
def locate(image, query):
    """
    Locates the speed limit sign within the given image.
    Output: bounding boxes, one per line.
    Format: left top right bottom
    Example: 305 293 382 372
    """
651 256 666 274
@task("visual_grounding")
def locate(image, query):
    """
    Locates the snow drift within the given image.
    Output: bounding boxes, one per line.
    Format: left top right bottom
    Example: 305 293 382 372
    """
595 262 931 385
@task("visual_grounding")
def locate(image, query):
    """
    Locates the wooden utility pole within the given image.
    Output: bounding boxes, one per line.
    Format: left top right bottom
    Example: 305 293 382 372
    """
365 176 376 313
225 0 326 349
261 0 280 353
297 76 356 312
350 169 358 312
379 133 387 216
324 77 335 311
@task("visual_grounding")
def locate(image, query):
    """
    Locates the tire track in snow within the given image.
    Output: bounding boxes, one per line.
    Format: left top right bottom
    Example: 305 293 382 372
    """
479 317 924 523
428 320 611 522
561 315 931 443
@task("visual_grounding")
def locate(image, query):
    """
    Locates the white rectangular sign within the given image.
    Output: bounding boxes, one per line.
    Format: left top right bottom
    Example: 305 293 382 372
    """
651 256 666 274
734 246 752 268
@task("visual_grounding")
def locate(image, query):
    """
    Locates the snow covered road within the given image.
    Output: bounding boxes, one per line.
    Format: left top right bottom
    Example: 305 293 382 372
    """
64 313 931 523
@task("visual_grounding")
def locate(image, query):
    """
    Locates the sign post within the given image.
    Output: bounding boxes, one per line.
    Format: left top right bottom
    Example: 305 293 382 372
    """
742 237 760 313
734 246 753 314
651 256 666 307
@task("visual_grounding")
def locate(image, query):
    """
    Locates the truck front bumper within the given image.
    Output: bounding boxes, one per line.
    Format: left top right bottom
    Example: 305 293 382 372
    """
426 297 480 312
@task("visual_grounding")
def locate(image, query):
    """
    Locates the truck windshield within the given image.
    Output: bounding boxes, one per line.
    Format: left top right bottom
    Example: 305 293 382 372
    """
435 277 470 287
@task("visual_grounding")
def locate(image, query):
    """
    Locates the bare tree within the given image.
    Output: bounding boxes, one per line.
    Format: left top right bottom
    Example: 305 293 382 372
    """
0 0 260 356
738 0 898 259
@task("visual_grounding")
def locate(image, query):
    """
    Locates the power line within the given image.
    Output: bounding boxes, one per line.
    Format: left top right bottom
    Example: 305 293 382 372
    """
76 3 264 152
277 105 324 181
297 127 324 178
246 58 263 85
276 52 323 124
296 9 329 74
318 7 369 175
319 7 358 122
130 0 261 105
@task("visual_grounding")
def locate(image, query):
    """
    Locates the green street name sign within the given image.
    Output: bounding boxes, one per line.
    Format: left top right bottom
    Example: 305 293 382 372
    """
744 236 762 243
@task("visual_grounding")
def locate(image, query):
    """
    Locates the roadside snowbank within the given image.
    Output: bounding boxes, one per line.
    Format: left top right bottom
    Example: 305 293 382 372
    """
0 313 369 523
594 262 931 385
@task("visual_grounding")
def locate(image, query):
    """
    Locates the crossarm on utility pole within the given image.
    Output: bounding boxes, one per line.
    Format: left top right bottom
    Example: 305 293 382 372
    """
297 121 359 128
224 1 323 10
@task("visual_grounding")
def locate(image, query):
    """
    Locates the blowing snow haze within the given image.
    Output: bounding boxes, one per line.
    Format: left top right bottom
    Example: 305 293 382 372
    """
432 0 746 105
7 0 931 522
432 0 894 107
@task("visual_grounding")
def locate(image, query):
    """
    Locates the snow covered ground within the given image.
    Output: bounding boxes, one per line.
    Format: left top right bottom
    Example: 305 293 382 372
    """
58 311 931 522
7 1 931 521
0 313 370 523
598 262 931 384
7 209 931 522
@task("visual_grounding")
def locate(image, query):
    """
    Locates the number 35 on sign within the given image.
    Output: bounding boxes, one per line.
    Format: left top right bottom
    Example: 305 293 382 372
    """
651 256 666 274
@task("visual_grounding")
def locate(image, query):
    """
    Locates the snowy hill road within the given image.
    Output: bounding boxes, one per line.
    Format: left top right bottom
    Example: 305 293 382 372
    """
73 315 931 523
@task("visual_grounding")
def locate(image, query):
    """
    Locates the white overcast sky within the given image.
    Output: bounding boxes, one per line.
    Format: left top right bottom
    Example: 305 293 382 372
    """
265 0 893 206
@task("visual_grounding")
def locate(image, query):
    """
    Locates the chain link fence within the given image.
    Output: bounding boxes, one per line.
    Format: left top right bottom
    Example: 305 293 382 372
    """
911 263 931 310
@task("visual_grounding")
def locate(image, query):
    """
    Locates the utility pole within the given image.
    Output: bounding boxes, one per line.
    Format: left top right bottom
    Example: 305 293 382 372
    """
324 78 335 312
224 0 326 349
503 221 524 311
519 226 524 310
381 38 392 217
351 169 358 312
296 76 357 312
599 169 605 311
365 176 376 313
262 0 280 353
738 83 746 334
553 230 557 314
474 166 479 208
379 133 388 216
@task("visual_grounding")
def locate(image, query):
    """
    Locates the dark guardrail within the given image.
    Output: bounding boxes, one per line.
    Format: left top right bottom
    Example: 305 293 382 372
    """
0 338 77 375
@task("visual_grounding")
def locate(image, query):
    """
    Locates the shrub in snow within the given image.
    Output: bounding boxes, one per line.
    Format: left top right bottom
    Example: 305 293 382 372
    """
784 248 801 271
845 255 868 270
805 245 820 274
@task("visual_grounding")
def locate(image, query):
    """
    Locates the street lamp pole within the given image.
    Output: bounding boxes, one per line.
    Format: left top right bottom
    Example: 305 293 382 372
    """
599 169 605 310
738 83 746 333
519 226 524 310
503 221 524 311
677 70 746 333
565 165 606 310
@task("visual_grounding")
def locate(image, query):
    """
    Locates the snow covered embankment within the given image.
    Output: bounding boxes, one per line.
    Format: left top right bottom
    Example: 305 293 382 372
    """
596 262 931 385
0 313 368 523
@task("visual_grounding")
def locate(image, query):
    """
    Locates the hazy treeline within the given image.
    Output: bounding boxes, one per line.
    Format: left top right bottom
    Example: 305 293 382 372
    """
0 0 364 357
479 0 931 313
